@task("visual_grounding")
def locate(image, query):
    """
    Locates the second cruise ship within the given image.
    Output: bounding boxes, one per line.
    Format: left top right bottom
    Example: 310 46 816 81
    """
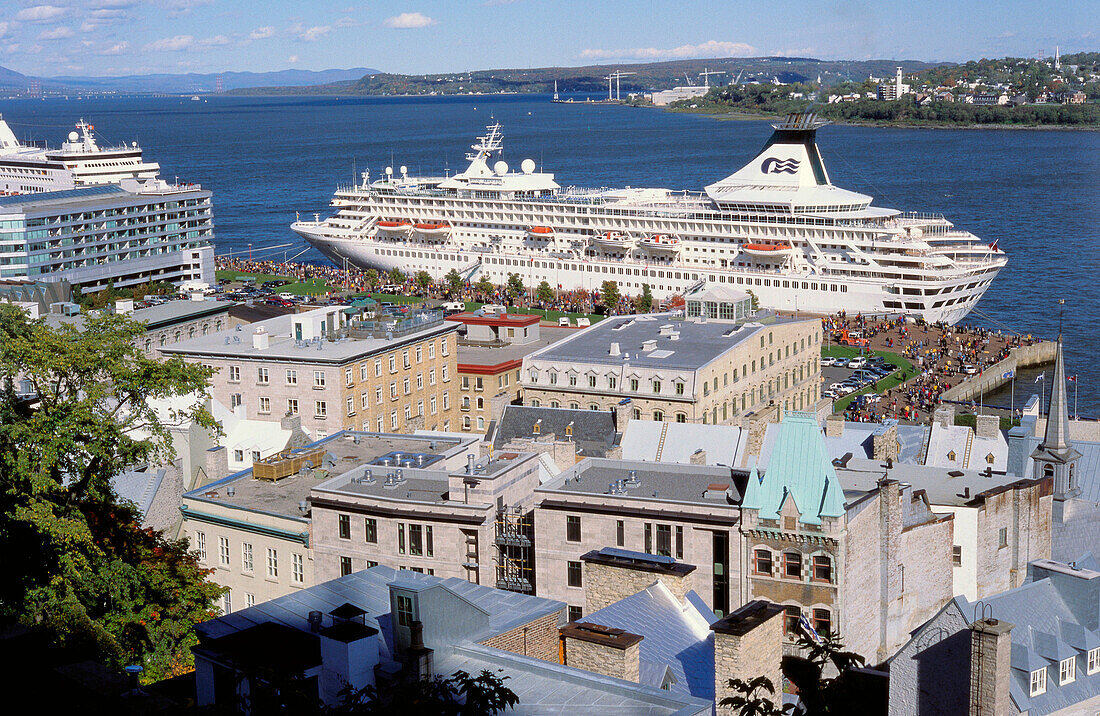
292 113 1006 324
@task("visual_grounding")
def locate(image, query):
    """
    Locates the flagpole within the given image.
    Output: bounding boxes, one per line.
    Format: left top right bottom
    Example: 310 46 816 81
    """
1074 377 1078 421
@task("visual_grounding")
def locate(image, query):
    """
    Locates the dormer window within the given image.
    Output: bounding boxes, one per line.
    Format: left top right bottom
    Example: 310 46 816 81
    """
395 593 416 627
1030 667 1046 696
1059 656 1076 685
1088 647 1100 675
947 450 957 462
986 453 996 464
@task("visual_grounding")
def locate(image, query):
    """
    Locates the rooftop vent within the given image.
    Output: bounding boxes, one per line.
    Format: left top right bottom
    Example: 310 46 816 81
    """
641 340 657 352
609 342 621 357
607 479 628 496
226 485 236 497
252 326 269 350
298 500 309 513
659 324 674 336
382 471 408 489
624 470 640 487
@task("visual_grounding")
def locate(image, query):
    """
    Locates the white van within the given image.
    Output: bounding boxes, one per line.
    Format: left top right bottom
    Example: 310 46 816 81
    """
442 301 465 313
576 317 591 327
480 304 507 316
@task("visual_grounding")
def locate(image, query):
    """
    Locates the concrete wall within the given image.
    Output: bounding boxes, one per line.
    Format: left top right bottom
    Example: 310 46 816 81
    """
886 603 971 716
940 341 1058 403
973 480 1052 599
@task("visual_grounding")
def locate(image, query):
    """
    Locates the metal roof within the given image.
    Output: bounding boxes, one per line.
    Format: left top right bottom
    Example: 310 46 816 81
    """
0 184 127 208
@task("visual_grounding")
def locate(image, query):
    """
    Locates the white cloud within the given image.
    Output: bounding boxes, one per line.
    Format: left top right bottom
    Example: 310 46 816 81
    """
144 34 194 52
249 25 276 40
198 35 232 47
0 22 9 38
334 16 359 29
16 5 67 22
385 12 434 29
288 55 299 64
299 25 331 41
580 40 757 61
38 26 75 40
97 41 129 55
1 44 20 56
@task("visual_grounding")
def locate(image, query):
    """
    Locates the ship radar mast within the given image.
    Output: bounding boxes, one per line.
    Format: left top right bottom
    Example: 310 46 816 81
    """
466 121 504 162
770 111 830 132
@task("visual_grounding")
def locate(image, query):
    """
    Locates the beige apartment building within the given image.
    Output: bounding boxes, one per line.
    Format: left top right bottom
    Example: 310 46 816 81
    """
521 289 821 425
162 306 461 437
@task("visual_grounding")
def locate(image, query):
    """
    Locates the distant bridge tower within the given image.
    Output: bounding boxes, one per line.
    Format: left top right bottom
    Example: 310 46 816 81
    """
215 75 224 93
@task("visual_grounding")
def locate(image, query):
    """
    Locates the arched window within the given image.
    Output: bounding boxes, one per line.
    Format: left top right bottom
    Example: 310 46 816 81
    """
653 410 664 422
476 397 484 410
215 320 223 331
588 404 600 411
812 608 831 637
530 399 540 407
569 402 579 410
676 412 687 423
462 396 470 410
462 416 471 430
1043 464 1055 479
189 327 196 338
551 401 560 409
144 338 152 352
202 323 210 335
753 549 773 575
632 408 641 420
1069 463 1077 489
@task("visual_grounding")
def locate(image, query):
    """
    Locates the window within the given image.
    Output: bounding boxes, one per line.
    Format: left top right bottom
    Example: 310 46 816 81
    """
568 606 583 622
389 355 396 372
675 382 685 395
441 338 449 356
246 593 255 608
340 556 352 577
812 608 831 637
1030 667 1046 696
653 410 664 422
223 591 232 614
234 449 244 462
287 398 298 415
442 392 450 410
812 555 832 583
416 373 423 390
230 393 242 408
754 549 772 575
365 518 377 543
652 380 661 393
409 524 424 556
218 536 230 566
257 367 269 384
429 368 436 386
242 543 253 572
616 520 624 547
630 378 639 391
338 514 351 539
549 372 558 385
195 531 206 561
998 527 1008 548
314 370 326 388
655 524 672 557
415 346 422 363
430 395 437 414
442 365 449 381
396 594 415 626
1088 647 1100 675
315 400 327 418
783 552 802 579
567 560 582 587
1059 656 1075 685
784 606 802 635
293 553 304 583
566 515 581 542
402 350 410 368
608 376 617 390
952 545 962 566
398 523 405 554
345 367 354 386
675 526 684 559
428 343 435 359
347 396 355 416
266 548 278 578
403 377 410 394
588 375 596 388
228 365 240 382
286 369 297 385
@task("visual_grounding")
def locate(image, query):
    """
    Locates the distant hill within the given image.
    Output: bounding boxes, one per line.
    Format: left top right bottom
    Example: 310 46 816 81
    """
0 66 380 94
231 57 952 96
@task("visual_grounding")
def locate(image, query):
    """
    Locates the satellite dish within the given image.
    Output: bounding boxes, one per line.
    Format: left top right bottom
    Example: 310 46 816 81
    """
385 166 393 176
399 165 407 175
521 158 536 174
493 160 509 176
68 131 79 142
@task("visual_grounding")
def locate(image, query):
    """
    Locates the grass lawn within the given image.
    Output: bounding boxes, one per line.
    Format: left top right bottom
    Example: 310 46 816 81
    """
215 269 296 284
216 270 333 296
822 345 916 413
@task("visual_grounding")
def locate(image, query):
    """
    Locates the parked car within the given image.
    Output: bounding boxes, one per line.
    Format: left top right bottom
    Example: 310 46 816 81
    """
820 356 837 367
963 364 979 375
277 292 296 300
847 357 868 369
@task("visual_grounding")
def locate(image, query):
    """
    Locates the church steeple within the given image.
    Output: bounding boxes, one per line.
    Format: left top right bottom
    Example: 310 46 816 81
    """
1031 335 1081 499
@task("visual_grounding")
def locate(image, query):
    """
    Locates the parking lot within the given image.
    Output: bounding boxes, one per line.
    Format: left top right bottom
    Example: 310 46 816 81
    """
821 354 902 403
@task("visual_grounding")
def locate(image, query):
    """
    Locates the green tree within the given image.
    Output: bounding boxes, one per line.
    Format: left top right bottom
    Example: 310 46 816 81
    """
0 305 224 683
364 269 379 288
634 283 653 313
599 280 620 313
414 271 432 292
388 268 405 286
719 676 792 716
335 669 519 715
505 273 525 304
475 275 494 297
445 269 464 296
536 280 554 304
747 290 760 311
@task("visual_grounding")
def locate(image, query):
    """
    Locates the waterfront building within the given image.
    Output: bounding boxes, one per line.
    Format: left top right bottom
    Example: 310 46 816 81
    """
191 566 709 714
0 182 214 292
887 557 1100 716
649 85 710 106
292 113 1006 325
877 67 911 100
447 310 573 433
161 306 461 437
520 295 822 424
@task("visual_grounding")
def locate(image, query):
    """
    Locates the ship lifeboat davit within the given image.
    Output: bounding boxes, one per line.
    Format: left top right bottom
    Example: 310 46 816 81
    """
741 243 794 259
414 222 452 239
377 220 412 233
527 225 554 238
591 231 635 251
637 234 681 254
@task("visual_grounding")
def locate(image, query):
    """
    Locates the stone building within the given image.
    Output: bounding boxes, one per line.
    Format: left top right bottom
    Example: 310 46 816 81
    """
162 305 461 437
488 403 624 472
520 294 821 425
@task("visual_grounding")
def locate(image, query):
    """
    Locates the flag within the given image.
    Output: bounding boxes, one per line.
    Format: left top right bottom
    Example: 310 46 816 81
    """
1002 370 1014 379
799 613 822 644
1068 375 1077 383
1035 374 1045 383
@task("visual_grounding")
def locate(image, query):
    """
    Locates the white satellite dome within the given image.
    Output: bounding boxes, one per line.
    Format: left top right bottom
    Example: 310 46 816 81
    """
521 158 536 174
68 131 79 142
493 160 509 176
399 165 407 175
385 166 393 175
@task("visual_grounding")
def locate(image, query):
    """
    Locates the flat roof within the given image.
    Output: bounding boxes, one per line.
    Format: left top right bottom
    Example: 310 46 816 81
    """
456 325 574 369
44 298 229 331
183 432 476 520
161 307 457 363
0 183 208 213
447 312 541 327
527 312 808 371
537 458 743 507
837 457 1049 507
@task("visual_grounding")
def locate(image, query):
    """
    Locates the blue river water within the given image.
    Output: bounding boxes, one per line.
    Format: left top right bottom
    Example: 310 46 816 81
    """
4 95 1098 414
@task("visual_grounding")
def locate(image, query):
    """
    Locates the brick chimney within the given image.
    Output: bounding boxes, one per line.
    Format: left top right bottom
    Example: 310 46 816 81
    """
613 398 632 432
872 421 899 462
968 618 1014 716
934 405 955 428
580 548 695 612
975 414 1000 439
824 414 844 438
689 449 707 465
199 445 228 488
711 600 785 713
560 622 642 682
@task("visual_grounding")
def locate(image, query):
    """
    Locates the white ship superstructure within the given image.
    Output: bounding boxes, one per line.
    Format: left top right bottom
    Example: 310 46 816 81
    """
292 113 1006 324
0 116 161 194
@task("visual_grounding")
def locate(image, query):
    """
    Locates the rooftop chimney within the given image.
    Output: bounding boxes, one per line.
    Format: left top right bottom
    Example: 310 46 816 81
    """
711 600 786 713
968 619 1014 716
560 622 642 683
609 342 621 357
115 298 134 315
252 326 270 350
975 414 1000 439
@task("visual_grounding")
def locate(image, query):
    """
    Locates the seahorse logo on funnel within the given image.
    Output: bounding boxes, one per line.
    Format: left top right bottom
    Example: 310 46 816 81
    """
761 157 800 174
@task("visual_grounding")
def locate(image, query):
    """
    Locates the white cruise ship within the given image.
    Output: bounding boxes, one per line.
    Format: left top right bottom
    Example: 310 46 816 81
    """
292 113 1006 324
0 115 161 194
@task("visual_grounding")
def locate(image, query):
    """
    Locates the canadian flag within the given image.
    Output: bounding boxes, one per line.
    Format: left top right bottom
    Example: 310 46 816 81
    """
1068 375 1077 383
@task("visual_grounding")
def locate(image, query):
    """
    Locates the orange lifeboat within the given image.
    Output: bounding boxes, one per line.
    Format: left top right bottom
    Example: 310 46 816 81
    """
742 243 794 258
414 222 452 238
376 220 412 233
527 225 554 237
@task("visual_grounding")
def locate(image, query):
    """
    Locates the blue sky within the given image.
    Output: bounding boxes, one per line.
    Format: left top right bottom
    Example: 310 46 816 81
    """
2 0 1097 77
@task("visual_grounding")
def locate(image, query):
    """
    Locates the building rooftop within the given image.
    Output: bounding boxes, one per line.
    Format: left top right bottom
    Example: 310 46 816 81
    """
44 298 228 331
621 420 749 466
161 306 456 363
490 405 620 458
0 182 206 213
456 325 574 369
182 431 478 520
447 311 541 328
526 311 799 372
837 457 1049 508
538 458 742 509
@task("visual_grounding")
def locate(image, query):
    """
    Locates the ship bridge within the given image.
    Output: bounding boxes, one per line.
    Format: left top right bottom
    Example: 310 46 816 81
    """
705 112 886 218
